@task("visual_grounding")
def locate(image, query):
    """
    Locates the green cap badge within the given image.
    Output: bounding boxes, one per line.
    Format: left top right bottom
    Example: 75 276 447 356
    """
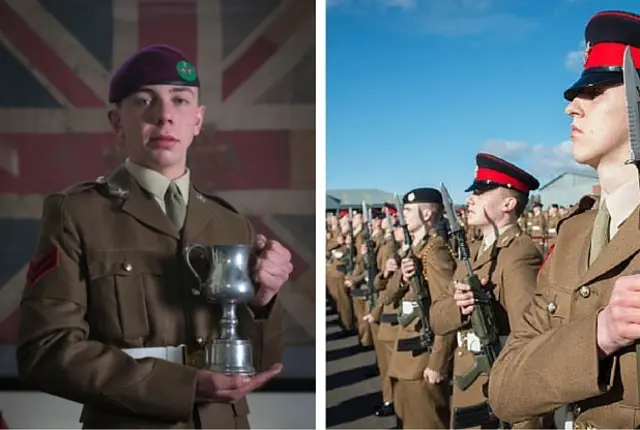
176 60 197 82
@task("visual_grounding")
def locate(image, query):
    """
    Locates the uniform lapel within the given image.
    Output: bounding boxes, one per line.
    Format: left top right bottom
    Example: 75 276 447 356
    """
580 205 640 286
105 165 179 239
181 185 217 245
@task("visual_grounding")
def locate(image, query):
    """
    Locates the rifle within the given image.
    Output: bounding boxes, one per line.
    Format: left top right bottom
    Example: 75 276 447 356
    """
440 182 506 429
356 201 377 309
384 206 399 257
336 208 357 275
393 194 434 354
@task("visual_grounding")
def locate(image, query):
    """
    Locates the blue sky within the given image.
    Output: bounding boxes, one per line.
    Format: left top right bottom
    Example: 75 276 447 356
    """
326 0 639 204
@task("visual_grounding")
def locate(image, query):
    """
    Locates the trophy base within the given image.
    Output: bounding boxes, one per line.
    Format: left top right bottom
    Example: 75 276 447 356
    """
204 339 256 375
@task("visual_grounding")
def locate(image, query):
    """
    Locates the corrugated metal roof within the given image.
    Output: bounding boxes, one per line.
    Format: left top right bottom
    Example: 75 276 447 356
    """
539 170 598 190
326 189 396 207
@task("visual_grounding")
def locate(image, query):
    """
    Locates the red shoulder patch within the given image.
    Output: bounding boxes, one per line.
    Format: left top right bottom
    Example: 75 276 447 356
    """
26 246 60 287
537 243 555 279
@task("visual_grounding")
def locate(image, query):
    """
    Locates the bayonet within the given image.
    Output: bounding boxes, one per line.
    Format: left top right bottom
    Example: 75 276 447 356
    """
623 45 640 164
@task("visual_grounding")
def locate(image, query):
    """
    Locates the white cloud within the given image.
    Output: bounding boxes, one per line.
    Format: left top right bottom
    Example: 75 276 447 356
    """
479 139 593 180
480 140 529 161
565 41 586 71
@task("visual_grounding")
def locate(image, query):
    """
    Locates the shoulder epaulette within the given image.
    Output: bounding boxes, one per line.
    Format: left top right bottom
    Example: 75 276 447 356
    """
556 194 597 234
193 185 240 214
60 180 100 195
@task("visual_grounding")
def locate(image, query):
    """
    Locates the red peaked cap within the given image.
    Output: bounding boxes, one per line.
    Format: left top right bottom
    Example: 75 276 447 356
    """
109 44 200 103
466 153 540 195
564 10 640 101
383 202 397 215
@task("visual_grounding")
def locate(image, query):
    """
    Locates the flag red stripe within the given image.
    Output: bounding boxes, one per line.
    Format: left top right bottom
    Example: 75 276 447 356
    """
0 0 104 107
0 133 114 194
138 1 198 64
189 130 291 191
222 36 278 101
0 131 292 194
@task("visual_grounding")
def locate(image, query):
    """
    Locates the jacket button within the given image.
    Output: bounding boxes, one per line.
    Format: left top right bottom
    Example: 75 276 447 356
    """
579 286 591 299
122 262 133 272
546 301 557 314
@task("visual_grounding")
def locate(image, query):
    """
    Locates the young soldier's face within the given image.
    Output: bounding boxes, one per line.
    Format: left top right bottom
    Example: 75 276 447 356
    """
465 187 515 227
565 84 628 168
109 84 205 172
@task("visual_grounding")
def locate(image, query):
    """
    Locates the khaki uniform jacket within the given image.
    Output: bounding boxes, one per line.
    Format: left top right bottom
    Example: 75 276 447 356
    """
387 232 457 380
430 224 542 337
489 197 640 428
429 224 544 427
371 239 403 342
17 166 283 429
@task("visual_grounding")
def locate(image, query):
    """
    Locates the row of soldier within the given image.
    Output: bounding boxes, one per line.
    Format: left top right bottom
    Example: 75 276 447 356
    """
326 152 554 429
325 8 640 429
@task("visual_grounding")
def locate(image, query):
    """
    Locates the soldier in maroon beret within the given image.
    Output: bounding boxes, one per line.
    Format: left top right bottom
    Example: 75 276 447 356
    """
17 44 293 429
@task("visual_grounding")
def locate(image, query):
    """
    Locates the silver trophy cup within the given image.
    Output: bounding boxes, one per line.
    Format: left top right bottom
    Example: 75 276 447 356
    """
184 243 256 375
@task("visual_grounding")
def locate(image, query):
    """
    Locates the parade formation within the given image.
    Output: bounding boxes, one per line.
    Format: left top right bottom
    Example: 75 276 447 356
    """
326 9 640 430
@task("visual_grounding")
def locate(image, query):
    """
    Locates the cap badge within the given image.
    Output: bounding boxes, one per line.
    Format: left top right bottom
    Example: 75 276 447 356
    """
408 192 415 202
176 60 197 82
583 41 591 66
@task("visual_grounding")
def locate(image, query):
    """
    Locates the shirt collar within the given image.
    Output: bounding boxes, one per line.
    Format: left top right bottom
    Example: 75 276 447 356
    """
125 158 191 205
601 177 640 237
482 224 514 250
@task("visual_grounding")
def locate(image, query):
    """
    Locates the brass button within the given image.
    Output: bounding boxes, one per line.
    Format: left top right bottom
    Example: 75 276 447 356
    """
579 286 591 299
122 262 133 272
546 301 557 314
574 405 581 415
196 336 204 345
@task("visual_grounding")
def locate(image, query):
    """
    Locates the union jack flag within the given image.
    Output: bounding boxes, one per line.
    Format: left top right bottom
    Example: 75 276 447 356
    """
0 0 316 377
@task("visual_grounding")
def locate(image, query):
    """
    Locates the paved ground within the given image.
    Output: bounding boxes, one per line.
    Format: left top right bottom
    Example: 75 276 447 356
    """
325 303 396 429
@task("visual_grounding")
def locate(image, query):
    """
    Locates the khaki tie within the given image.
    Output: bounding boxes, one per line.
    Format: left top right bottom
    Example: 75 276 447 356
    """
165 182 186 230
589 201 610 266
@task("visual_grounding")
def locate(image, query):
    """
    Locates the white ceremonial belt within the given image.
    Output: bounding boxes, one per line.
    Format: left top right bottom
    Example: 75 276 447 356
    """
456 331 508 353
548 228 557 233
401 300 418 315
531 226 541 230
122 345 186 364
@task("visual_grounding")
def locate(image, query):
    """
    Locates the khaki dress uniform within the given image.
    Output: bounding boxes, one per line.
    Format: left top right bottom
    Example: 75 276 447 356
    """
488 10 640 429
326 244 354 330
369 236 401 409
430 224 549 429
546 213 560 248
345 229 371 344
489 197 640 428
386 231 457 429
17 164 283 429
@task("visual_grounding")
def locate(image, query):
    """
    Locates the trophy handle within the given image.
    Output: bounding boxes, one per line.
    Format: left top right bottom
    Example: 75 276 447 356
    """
184 243 207 296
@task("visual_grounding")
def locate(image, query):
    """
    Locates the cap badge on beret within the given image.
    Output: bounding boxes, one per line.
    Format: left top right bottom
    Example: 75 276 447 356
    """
176 60 197 82
583 41 592 65
408 192 415 202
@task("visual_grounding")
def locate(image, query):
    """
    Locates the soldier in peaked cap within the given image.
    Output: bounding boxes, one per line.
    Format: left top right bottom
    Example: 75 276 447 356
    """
488 10 640 429
376 187 456 429
429 153 551 429
17 44 293 429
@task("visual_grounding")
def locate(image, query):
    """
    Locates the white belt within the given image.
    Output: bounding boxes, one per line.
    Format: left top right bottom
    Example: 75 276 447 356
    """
531 226 541 231
456 331 508 353
548 228 557 233
559 405 574 430
401 300 417 315
122 345 186 364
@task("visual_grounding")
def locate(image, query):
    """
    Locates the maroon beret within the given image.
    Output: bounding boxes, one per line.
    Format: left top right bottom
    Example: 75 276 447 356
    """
109 44 200 103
